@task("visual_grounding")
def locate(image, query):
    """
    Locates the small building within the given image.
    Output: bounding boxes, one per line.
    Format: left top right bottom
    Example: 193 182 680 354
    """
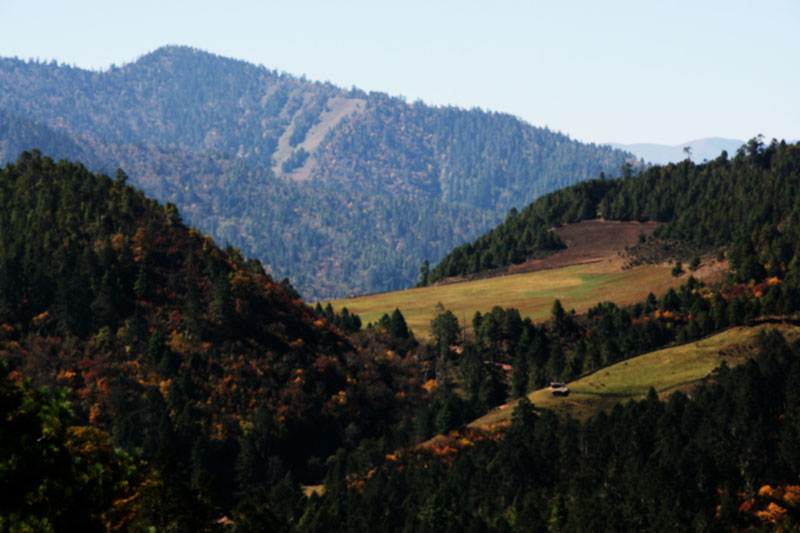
550 381 570 397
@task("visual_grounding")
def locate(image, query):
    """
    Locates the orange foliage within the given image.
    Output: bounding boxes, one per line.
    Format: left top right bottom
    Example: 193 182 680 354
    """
89 404 102 425
333 390 347 405
422 379 438 392
159 379 172 399
131 227 148 262
0 323 14 338
167 330 192 355
784 485 800 507
111 233 126 252
756 502 788 524
32 310 51 327
57 369 77 381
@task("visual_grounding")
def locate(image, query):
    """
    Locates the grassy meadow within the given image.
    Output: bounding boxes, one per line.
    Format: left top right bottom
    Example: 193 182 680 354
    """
469 323 800 427
325 259 679 338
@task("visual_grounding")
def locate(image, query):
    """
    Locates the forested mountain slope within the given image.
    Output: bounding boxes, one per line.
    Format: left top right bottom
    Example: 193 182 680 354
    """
0 46 632 298
429 138 800 283
0 151 429 520
7 151 800 531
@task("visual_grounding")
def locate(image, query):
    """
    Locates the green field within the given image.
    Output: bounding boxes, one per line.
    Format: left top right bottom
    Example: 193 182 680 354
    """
469 323 800 427
326 260 678 338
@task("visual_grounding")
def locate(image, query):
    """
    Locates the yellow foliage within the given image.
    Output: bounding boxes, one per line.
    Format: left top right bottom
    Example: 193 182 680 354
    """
239 419 254 436
758 485 775 498
65 425 115 457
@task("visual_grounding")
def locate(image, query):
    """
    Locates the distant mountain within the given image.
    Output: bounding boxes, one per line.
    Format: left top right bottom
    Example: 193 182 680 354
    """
607 137 745 165
0 45 633 298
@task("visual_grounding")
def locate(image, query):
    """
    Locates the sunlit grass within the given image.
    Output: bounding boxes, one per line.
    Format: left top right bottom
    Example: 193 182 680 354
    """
469 323 800 426
325 260 677 338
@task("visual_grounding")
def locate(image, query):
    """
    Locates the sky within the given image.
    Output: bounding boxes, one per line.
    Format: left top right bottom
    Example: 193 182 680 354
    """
1 0 798 145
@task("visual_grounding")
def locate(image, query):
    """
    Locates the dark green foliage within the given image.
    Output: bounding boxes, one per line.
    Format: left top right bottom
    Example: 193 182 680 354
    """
0 362 141 532
305 331 800 531
430 306 460 358
316 302 363 334
430 139 800 283
373 308 417 354
0 152 428 520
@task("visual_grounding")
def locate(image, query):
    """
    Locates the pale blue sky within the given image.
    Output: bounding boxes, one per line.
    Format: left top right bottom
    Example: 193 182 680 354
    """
2 0 797 145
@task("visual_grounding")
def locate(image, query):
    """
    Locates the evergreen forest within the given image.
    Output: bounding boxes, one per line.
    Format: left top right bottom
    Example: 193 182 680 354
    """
0 46 632 299
4 139 800 530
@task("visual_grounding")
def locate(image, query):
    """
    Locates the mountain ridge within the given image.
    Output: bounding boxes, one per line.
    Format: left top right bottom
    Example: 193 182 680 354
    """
0 45 633 299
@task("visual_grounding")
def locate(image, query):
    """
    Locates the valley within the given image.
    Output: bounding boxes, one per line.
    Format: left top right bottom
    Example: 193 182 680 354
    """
1 41 799 531
0 47 632 299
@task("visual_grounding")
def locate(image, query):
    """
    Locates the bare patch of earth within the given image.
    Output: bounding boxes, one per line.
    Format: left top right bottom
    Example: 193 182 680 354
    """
507 219 660 275
276 97 365 181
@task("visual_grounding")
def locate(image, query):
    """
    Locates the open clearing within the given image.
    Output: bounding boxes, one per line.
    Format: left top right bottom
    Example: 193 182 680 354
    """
469 323 800 426
508 219 659 274
327 260 676 337
325 220 723 337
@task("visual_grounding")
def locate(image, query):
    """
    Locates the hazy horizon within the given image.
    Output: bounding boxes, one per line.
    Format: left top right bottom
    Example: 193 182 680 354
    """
2 0 798 146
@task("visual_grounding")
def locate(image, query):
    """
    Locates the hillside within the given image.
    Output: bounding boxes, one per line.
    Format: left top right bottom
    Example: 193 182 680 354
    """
326 219 728 338
469 323 800 426
6 151 800 530
0 45 633 299
0 151 429 517
427 138 800 283
306 326 800 532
